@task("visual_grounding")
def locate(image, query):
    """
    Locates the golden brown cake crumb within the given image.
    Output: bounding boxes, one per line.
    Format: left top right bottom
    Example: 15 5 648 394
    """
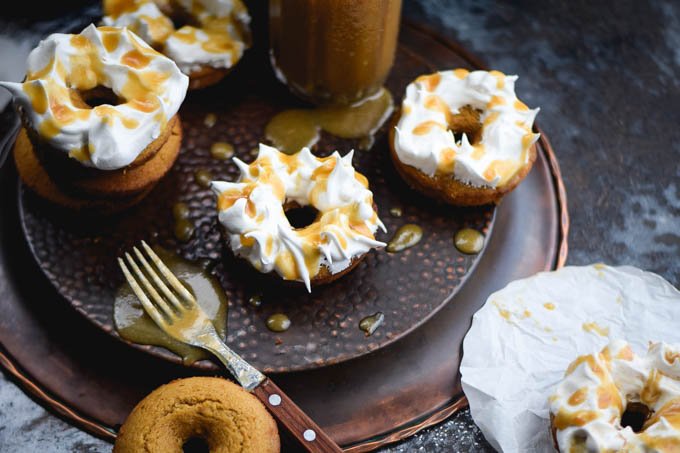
114 377 279 453
14 116 182 212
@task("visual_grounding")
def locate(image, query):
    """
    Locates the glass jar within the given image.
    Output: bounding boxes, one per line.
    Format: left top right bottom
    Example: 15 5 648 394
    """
269 0 402 106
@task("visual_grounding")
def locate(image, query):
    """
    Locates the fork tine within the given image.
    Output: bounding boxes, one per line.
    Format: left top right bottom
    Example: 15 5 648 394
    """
132 246 184 312
123 252 176 321
140 241 195 304
118 258 168 329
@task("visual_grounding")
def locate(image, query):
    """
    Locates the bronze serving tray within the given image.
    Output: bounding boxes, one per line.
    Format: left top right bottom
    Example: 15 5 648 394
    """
18 23 497 374
0 20 568 451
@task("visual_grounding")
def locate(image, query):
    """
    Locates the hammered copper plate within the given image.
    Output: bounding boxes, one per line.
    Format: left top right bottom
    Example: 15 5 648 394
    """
18 22 496 374
0 17 568 452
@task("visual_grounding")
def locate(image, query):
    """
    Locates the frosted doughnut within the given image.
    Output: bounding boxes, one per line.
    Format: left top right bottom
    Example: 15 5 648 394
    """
103 0 250 78
211 144 386 292
391 69 540 205
0 24 188 170
549 340 680 452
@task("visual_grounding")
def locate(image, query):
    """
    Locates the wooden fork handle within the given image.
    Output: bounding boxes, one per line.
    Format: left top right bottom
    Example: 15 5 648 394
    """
253 378 343 453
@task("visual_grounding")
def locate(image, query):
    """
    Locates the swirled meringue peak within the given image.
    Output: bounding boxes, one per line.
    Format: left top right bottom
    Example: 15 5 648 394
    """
211 144 386 292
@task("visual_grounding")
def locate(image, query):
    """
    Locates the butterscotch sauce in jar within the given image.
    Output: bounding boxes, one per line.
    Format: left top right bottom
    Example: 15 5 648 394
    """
269 0 402 106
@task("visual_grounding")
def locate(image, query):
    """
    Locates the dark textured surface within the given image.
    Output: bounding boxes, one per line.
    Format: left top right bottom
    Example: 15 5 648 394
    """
0 0 678 452
19 29 494 373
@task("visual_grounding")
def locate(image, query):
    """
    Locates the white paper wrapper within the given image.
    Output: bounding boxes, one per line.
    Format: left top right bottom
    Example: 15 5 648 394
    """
460 264 680 452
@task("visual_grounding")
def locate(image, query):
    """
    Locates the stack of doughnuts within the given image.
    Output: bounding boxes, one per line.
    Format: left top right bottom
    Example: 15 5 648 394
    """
1 24 188 212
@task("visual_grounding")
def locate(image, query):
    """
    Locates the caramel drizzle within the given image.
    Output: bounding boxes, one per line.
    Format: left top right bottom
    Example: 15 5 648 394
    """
218 152 379 282
22 27 173 147
555 343 680 451
402 70 537 182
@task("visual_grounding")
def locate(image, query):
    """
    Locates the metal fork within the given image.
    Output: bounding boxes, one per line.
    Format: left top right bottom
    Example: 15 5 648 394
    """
118 241 342 453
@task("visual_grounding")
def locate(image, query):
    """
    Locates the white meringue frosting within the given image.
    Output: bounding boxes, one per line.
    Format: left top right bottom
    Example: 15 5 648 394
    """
550 339 680 452
211 144 386 292
0 24 188 170
394 69 540 188
103 0 250 75
102 1 174 48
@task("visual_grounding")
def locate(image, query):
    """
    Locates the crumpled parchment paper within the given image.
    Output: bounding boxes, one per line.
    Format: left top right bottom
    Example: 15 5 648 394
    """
460 264 680 452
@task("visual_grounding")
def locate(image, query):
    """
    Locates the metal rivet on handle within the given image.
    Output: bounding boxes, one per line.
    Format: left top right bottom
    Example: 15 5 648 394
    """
303 429 316 441
268 394 282 406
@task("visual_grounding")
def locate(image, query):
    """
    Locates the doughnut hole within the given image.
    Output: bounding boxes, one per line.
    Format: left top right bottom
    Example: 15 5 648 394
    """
170 16 191 30
284 203 320 229
183 437 209 453
621 402 652 433
165 4 197 31
77 86 123 108
570 431 588 449
449 104 483 144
